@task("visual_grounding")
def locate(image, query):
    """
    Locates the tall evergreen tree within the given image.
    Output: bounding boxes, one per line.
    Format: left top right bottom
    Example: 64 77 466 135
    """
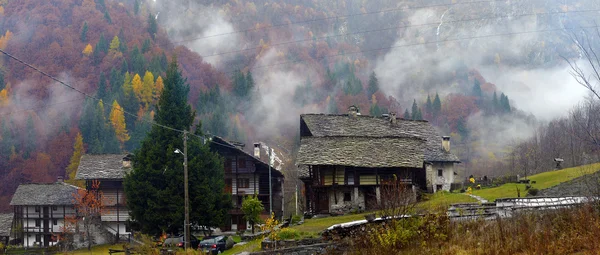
327 96 338 114
141 38 151 54
367 71 379 98
104 10 112 24
414 107 423 120
403 109 410 119
109 67 121 94
134 0 140 15
124 58 231 235
472 79 483 98
118 28 128 53
130 46 145 75
246 71 255 95
433 92 442 117
23 116 36 159
97 72 107 101
80 22 88 42
97 33 109 53
425 95 432 116
147 13 158 39
411 99 418 120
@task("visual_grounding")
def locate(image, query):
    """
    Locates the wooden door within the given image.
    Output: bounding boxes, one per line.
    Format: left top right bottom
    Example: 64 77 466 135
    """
317 191 329 213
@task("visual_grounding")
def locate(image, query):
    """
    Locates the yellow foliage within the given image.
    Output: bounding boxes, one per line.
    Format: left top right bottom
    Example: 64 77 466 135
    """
0 30 13 50
0 88 9 106
109 100 130 146
141 71 154 106
0 6 5 15
154 76 164 103
122 72 133 97
109 36 120 51
261 212 280 242
66 133 85 180
132 73 143 101
82 44 93 56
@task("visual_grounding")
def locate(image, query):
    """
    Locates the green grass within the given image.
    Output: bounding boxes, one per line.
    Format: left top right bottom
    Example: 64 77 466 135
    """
222 239 261 255
417 191 478 210
232 235 242 243
472 163 600 202
290 212 372 234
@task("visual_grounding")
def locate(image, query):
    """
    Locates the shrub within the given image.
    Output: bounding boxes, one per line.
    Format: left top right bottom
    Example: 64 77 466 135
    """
277 228 301 240
527 188 539 196
291 214 302 224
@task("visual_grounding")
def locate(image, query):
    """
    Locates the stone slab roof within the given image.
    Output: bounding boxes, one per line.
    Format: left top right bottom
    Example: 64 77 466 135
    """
210 136 284 177
297 136 425 169
0 213 13 237
10 182 81 206
301 114 460 163
76 154 131 180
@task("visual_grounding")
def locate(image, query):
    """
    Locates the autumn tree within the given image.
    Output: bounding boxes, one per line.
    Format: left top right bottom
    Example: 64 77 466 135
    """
109 36 120 52
131 73 143 101
153 76 164 103
73 180 108 251
82 44 93 56
66 133 85 181
141 71 154 106
109 100 130 147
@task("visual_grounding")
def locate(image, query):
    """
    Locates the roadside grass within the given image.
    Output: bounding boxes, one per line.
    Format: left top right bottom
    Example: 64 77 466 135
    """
290 212 372 234
222 239 261 255
472 163 600 202
65 244 124 254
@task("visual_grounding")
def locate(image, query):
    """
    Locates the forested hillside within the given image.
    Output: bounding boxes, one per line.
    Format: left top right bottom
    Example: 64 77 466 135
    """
0 0 599 212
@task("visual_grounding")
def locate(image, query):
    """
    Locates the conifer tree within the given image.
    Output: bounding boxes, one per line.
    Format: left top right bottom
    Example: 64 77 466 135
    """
130 46 145 75
109 100 130 147
411 99 418 120
80 22 88 42
109 67 120 93
66 133 85 181
327 96 338 114
492 91 498 113
134 0 140 15
132 73 143 101
403 109 410 119
118 28 128 53
141 71 154 106
433 92 442 117
141 38 151 54
472 79 483 98
23 116 36 159
367 71 379 98
154 76 164 103
124 57 231 235
109 36 120 51
425 95 432 116
82 44 93 56
147 13 158 39
97 72 107 101
97 33 108 53
104 10 112 24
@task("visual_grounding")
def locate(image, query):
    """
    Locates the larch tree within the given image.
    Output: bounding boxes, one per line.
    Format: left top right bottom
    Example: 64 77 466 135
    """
82 44 93 56
109 100 130 147
109 36 120 52
131 73 143 101
141 71 154 106
153 76 164 103
124 57 231 236
66 132 85 181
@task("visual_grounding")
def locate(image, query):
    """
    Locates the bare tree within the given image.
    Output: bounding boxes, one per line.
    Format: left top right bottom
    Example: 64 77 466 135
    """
377 176 416 218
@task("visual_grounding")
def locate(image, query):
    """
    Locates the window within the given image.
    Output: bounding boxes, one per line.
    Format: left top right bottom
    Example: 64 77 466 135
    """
224 179 232 193
237 179 249 188
125 223 131 232
345 172 354 185
238 159 246 168
52 206 57 211
53 219 57 226
35 219 40 227
35 206 40 212
343 192 352 202
437 169 443 177
224 159 232 173
436 185 443 191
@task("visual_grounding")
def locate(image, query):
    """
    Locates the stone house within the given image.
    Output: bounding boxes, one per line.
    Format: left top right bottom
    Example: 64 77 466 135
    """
297 110 460 214
209 136 284 231
0 213 13 247
75 154 132 241
9 180 80 247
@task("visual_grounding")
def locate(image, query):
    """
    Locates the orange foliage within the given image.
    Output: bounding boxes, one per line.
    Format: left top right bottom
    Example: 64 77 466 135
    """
0 30 12 49
109 100 130 146
82 44 93 56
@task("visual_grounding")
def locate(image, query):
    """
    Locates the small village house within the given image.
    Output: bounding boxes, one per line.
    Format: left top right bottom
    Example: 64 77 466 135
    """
75 154 132 241
209 136 284 231
0 213 13 247
298 108 460 214
9 179 80 247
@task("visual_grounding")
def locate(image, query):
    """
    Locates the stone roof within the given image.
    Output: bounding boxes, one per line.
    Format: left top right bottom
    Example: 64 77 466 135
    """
297 136 425 168
0 213 13 237
210 136 284 177
10 182 81 206
76 154 131 180
300 114 460 163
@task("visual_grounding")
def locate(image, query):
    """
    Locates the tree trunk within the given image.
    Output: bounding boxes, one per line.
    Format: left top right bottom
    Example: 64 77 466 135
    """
251 220 255 234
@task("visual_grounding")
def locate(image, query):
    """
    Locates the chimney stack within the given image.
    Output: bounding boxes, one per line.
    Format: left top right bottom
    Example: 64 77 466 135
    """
254 143 261 158
348 105 359 117
442 136 450 152
389 112 397 124
57 176 64 183
122 155 132 168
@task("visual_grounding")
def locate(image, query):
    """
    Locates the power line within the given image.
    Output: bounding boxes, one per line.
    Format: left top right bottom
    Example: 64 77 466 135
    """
168 0 516 44
231 25 598 75
200 8 599 59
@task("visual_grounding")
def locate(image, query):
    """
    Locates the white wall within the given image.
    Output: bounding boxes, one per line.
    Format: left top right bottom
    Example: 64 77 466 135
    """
329 188 365 213
428 163 456 192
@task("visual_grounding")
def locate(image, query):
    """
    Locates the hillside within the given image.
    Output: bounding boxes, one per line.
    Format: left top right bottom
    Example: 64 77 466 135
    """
0 0 599 212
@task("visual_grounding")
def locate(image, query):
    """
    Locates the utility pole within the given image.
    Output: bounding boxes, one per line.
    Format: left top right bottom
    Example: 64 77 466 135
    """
183 130 190 250
268 147 272 215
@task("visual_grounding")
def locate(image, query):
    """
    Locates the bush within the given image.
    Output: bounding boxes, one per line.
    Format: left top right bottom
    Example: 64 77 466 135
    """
291 215 302 224
277 228 301 240
527 188 539 196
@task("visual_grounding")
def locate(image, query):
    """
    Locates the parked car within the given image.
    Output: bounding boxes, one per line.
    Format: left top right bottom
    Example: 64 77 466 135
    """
198 236 234 254
162 235 200 249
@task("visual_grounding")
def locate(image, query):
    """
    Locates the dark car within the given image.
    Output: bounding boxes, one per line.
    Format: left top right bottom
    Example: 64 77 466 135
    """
162 235 200 249
199 236 233 254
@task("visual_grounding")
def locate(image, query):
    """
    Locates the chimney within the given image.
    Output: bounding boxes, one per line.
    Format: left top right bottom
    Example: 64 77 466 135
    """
254 143 261 158
389 112 397 124
442 136 450 152
122 155 132 168
348 105 359 117
57 176 64 183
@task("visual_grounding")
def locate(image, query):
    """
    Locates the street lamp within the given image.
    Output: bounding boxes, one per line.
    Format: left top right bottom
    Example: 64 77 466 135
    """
174 131 190 250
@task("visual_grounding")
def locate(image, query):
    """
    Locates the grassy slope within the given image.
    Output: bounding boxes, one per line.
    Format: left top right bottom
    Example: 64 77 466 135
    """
472 163 600 201
67 244 124 254
222 239 262 255
417 191 478 210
